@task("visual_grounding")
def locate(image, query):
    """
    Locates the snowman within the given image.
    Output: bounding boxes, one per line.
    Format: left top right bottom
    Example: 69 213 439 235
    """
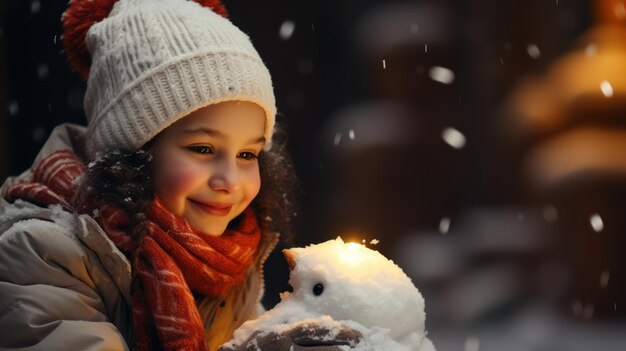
221 237 435 351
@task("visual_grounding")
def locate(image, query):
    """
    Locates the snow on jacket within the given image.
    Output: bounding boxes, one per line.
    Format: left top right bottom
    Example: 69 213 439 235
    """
0 123 278 351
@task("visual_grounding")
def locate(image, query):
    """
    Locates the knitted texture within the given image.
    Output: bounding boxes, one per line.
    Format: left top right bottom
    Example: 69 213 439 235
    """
3 150 262 350
2 149 87 208
63 0 276 159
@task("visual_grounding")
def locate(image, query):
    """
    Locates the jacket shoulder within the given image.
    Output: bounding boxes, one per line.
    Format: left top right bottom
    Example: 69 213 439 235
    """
0 203 132 350
0 208 102 291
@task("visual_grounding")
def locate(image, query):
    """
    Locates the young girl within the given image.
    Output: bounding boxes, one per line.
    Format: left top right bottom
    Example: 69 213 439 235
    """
0 0 359 350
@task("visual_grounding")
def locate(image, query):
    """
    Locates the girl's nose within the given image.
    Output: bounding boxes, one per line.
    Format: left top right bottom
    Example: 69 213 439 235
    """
208 159 241 193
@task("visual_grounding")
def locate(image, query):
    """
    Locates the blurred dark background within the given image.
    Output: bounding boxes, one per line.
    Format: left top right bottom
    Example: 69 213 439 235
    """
2 0 626 350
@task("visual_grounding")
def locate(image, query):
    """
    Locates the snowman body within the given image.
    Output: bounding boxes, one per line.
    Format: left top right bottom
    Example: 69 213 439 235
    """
225 238 435 351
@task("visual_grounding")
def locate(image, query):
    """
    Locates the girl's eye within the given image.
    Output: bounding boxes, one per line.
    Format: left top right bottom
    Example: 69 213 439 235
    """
238 152 259 160
187 146 214 154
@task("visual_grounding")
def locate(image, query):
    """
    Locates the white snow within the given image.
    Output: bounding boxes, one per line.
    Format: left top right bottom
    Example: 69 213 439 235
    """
224 238 434 351
442 127 466 149
31 0 41 14
600 81 614 98
32 127 46 143
439 217 451 234
8 101 19 116
37 63 49 79
600 270 610 288
279 20 296 40
49 204 79 231
429 66 455 84
334 132 342 146
590 213 604 232
526 44 541 59
585 44 597 57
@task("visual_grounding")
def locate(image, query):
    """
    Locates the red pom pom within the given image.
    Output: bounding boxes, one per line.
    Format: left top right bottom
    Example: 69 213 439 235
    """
62 0 119 81
62 0 228 81
193 0 229 18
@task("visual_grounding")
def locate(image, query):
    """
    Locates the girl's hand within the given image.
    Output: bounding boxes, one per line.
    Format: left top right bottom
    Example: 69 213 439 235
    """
219 322 363 351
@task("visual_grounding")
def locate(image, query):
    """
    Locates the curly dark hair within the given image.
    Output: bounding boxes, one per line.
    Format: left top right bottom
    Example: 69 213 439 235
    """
78 121 299 244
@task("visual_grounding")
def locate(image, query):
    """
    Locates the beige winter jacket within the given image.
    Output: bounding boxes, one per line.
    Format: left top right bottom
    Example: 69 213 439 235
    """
0 124 278 351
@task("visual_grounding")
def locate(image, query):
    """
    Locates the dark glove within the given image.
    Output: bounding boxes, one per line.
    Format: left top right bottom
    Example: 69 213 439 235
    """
219 322 363 351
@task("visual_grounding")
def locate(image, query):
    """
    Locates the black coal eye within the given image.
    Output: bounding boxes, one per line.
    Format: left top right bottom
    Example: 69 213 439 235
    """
312 283 324 296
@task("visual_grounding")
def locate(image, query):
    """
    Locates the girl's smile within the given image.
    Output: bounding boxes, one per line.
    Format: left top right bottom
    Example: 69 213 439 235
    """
188 199 233 217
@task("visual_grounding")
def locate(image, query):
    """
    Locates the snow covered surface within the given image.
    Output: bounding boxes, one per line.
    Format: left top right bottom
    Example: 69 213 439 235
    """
223 237 435 350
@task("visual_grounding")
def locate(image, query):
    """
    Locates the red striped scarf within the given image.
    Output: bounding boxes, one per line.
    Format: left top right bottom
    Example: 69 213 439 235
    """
3 149 262 351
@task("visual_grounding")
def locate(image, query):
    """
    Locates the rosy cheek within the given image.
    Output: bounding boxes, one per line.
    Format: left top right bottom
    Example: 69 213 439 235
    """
159 164 198 192
245 170 262 200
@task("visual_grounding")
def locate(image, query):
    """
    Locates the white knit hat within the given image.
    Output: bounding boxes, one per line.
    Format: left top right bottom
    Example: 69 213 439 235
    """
66 0 276 159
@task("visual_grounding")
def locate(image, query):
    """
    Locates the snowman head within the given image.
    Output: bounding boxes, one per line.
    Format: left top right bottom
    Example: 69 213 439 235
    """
282 237 426 341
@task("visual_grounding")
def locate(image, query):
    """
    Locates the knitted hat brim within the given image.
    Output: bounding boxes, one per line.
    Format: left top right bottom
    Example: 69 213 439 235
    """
86 50 275 159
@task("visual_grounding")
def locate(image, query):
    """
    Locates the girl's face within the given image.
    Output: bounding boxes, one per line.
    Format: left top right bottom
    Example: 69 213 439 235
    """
150 101 266 236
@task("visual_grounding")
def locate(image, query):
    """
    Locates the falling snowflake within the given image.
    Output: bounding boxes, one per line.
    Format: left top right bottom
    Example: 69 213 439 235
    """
382 59 387 69
464 336 480 351
8 101 19 116
279 20 295 40
333 132 342 146
442 127 466 149
439 217 451 234
600 270 610 288
37 63 49 79
590 213 604 232
585 44 597 57
31 0 41 14
32 126 46 142
349 129 355 140
429 66 455 84
526 44 541 59
600 81 614 97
